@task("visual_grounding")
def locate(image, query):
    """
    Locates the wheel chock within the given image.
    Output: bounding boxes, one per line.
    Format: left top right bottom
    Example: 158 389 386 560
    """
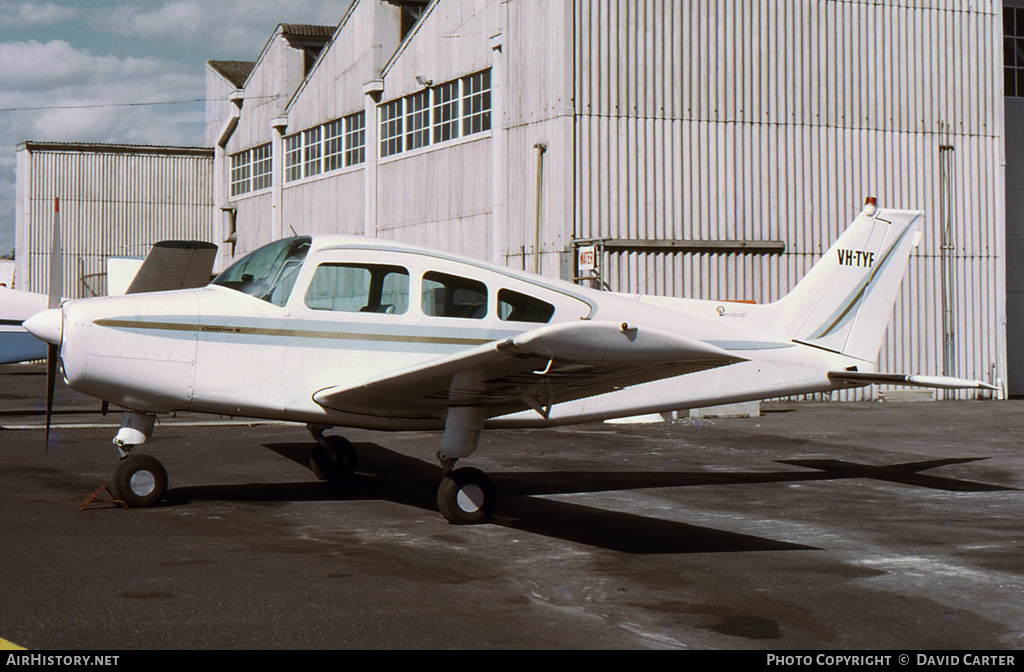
79 485 128 510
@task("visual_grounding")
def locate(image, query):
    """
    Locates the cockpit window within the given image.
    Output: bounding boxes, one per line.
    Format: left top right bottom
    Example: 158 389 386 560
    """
498 289 555 323
212 236 311 307
422 271 488 319
305 264 410 314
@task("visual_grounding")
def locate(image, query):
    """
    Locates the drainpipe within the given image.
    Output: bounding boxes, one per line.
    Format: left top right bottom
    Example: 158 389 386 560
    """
533 142 547 275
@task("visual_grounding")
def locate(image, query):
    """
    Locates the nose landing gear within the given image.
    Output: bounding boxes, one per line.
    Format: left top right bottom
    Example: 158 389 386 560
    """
109 411 166 508
112 454 168 508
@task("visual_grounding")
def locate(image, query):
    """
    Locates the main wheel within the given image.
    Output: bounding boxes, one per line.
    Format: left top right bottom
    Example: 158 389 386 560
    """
437 467 496 525
112 454 168 508
310 435 358 482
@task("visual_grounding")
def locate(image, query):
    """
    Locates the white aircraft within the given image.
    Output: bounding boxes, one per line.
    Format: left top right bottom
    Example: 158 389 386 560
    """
22 198 995 524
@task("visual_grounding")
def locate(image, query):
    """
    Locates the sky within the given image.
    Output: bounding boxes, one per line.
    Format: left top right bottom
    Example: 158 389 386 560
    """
0 0 355 256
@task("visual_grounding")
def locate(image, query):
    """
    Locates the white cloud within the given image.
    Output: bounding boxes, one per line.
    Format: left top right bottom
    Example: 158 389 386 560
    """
92 0 352 51
0 1 79 28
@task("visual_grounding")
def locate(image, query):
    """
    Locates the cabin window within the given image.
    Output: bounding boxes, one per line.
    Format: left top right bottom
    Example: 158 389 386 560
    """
422 271 487 319
305 264 410 314
212 236 311 307
498 289 555 323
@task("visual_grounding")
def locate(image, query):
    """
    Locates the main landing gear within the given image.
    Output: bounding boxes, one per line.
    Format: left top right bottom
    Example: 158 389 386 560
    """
104 410 499 525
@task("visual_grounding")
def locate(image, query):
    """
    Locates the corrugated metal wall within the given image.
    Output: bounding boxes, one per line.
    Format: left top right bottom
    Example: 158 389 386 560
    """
571 0 1006 397
16 145 215 298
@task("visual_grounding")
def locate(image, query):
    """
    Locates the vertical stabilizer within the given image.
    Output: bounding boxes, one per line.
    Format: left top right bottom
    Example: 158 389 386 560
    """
769 200 923 362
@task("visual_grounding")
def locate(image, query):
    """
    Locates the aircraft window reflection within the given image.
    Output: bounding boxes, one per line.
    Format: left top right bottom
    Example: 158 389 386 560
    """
498 289 555 323
422 271 487 319
305 264 410 314
212 237 311 307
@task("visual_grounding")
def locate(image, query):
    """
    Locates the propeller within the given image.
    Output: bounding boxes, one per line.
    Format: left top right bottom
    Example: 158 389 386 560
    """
44 197 62 451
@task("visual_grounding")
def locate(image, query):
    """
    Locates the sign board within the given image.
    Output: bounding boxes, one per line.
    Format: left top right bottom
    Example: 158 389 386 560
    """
577 245 597 273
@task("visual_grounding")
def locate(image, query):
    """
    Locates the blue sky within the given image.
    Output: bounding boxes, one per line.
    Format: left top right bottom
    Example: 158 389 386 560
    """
0 0 354 256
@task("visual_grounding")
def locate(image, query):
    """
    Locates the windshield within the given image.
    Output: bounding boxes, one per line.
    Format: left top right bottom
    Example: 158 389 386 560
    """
212 236 311 307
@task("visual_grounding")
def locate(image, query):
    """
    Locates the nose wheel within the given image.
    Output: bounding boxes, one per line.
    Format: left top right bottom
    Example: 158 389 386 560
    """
437 467 496 525
112 454 168 508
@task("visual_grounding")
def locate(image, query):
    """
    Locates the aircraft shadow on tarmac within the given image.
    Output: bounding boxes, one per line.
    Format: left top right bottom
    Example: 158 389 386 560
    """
162 441 1013 556
17 371 1006 553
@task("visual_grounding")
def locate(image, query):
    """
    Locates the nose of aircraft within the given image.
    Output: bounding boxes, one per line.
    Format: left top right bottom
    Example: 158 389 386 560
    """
23 308 62 346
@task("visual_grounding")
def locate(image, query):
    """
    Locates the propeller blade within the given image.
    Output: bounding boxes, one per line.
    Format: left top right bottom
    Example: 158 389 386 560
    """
44 342 57 452
44 197 61 451
49 197 62 309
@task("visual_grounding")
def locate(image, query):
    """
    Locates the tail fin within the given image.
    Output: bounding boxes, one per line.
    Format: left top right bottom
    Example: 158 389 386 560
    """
768 201 923 361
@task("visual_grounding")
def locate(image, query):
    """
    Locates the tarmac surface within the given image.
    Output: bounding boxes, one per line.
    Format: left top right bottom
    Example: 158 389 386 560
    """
1 362 1022 650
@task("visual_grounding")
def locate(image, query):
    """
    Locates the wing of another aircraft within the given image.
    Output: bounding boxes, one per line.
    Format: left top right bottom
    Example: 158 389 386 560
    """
828 370 998 391
313 321 746 420
125 241 218 294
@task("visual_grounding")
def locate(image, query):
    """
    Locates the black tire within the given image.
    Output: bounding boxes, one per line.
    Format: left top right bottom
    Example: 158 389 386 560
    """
310 435 358 482
437 467 496 525
112 454 168 508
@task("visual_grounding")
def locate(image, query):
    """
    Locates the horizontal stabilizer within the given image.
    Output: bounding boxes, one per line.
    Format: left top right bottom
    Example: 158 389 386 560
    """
828 371 998 391
314 321 745 420
126 241 218 294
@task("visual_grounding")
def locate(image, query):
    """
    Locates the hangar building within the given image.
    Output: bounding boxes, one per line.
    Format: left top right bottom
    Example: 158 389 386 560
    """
16 0 1016 398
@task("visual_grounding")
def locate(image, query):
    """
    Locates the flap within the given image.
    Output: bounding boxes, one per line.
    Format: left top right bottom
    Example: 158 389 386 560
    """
314 321 746 420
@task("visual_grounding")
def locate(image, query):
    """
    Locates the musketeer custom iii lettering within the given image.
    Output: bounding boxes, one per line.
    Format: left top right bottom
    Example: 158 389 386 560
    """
23 198 995 523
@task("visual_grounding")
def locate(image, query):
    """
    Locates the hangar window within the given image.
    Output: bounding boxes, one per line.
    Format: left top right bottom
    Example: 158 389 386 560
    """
406 90 430 150
462 70 491 135
344 112 365 166
324 119 344 171
422 271 488 319
230 151 250 196
498 289 555 323
285 134 303 182
213 236 311 307
381 99 404 157
432 80 459 143
1007 8 1024 97
230 143 272 196
305 263 410 314
251 143 272 191
304 126 322 177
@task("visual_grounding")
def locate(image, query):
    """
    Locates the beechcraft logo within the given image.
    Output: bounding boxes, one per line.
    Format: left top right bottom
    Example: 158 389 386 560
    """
837 249 875 268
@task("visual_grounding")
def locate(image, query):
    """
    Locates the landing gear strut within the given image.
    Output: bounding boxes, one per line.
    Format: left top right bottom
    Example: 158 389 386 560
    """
435 403 496 525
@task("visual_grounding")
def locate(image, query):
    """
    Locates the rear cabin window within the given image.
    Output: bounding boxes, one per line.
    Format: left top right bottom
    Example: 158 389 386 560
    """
422 271 488 319
305 264 410 314
498 289 555 323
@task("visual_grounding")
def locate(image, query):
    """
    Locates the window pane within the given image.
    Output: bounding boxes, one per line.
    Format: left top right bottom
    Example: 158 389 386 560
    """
432 80 460 143
422 271 487 319
251 143 272 191
230 149 250 196
461 69 492 136
380 99 404 157
344 111 366 166
305 264 410 314
285 134 303 182
406 90 430 150
304 126 322 177
498 289 555 323
324 119 344 172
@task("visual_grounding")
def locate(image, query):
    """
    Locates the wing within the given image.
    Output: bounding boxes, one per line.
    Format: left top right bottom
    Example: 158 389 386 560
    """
313 321 746 420
828 371 998 391
126 241 218 294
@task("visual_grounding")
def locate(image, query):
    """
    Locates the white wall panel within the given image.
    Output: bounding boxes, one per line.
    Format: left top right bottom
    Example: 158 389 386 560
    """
16 145 214 298
571 0 1005 398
